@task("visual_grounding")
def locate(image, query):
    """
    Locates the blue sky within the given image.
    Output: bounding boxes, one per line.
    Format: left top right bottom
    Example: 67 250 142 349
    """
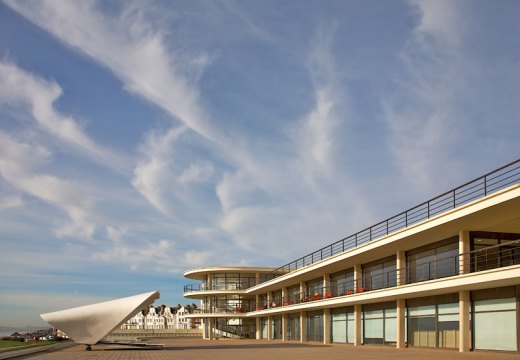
0 0 519 327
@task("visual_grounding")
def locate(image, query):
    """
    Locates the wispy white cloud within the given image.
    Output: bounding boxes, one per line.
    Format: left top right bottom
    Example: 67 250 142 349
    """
382 1 470 192
0 131 97 241
0 61 128 172
0 196 23 211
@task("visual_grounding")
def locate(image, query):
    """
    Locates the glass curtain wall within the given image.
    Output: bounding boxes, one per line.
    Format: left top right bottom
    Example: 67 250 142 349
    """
472 287 518 351
260 317 268 339
331 306 355 343
307 310 324 342
287 313 301 341
471 232 520 272
363 257 396 291
271 290 282 307
286 285 300 305
211 295 255 313
362 302 396 345
330 269 354 296
306 277 324 301
210 273 256 290
407 238 458 283
272 316 282 340
407 294 459 349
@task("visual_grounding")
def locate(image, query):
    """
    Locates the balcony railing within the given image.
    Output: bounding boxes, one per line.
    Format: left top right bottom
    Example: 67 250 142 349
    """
269 158 520 278
253 242 520 311
184 278 258 294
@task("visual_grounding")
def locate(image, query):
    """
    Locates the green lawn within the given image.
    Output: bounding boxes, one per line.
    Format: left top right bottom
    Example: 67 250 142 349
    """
0 339 63 352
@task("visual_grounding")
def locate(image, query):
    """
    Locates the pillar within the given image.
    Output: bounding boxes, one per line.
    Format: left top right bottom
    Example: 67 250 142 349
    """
323 274 330 297
396 299 406 348
268 316 272 340
282 313 288 341
354 304 362 346
459 290 470 352
459 231 470 274
323 308 331 344
255 317 260 339
396 250 406 286
354 264 362 292
300 311 307 343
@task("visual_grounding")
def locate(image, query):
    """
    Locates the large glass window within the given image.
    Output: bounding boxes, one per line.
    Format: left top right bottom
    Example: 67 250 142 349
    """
407 295 459 349
306 278 324 301
287 313 300 341
307 310 324 342
407 239 458 283
286 285 300 305
271 290 282 307
409 305 436 347
331 307 354 343
362 302 396 345
474 298 517 351
363 257 396 291
471 232 520 272
272 316 282 340
210 273 257 290
330 269 354 296
260 317 268 339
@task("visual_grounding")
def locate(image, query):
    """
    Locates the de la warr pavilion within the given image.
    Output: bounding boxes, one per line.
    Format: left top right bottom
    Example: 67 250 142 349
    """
183 159 520 353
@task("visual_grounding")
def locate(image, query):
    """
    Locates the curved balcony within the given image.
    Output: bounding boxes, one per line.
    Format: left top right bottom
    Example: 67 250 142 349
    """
184 278 258 294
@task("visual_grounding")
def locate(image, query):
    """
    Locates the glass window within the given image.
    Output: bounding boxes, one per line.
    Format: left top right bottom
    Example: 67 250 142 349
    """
331 307 354 344
287 314 300 341
260 317 268 339
330 269 354 296
474 298 517 351
408 302 459 349
363 259 396 291
272 316 282 340
407 241 458 283
307 310 324 342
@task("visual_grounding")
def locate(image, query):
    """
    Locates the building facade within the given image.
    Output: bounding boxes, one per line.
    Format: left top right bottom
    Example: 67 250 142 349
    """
183 159 520 352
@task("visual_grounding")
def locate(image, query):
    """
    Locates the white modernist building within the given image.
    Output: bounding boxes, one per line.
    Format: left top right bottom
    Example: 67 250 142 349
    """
40 290 160 348
184 159 520 353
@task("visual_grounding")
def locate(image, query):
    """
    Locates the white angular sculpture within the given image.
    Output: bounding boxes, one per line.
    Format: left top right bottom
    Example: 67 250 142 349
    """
40 290 160 347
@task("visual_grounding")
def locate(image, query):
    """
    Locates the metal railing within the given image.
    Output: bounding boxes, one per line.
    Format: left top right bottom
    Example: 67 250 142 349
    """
270 158 520 277
184 278 257 293
253 242 520 311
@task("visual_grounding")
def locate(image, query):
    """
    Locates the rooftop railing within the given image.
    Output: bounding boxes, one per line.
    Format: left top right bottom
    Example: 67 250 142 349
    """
269 158 520 278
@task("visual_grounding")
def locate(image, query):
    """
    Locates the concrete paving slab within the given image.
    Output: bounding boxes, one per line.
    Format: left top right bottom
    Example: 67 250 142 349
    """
9 338 520 360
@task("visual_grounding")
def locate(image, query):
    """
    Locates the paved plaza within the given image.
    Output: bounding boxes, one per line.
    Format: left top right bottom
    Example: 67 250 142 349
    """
7 338 520 360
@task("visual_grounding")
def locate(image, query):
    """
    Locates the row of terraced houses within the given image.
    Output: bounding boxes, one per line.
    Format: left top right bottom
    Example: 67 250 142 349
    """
183 159 520 353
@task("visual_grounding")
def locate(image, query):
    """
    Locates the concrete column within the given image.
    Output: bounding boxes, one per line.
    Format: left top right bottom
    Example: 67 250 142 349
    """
282 287 287 305
282 314 288 341
255 294 259 311
300 311 307 343
207 274 212 290
268 316 272 340
354 264 362 292
255 272 260 286
323 274 330 297
396 250 406 286
323 308 331 344
459 290 471 352
255 317 261 340
208 318 214 340
459 231 471 274
354 304 362 346
396 299 406 349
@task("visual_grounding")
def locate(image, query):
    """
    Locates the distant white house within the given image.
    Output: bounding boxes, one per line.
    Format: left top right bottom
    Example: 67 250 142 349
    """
145 306 164 329
120 304 202 330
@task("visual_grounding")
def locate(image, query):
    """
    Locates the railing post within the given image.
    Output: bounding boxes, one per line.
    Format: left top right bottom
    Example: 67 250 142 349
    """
484 175 487 196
